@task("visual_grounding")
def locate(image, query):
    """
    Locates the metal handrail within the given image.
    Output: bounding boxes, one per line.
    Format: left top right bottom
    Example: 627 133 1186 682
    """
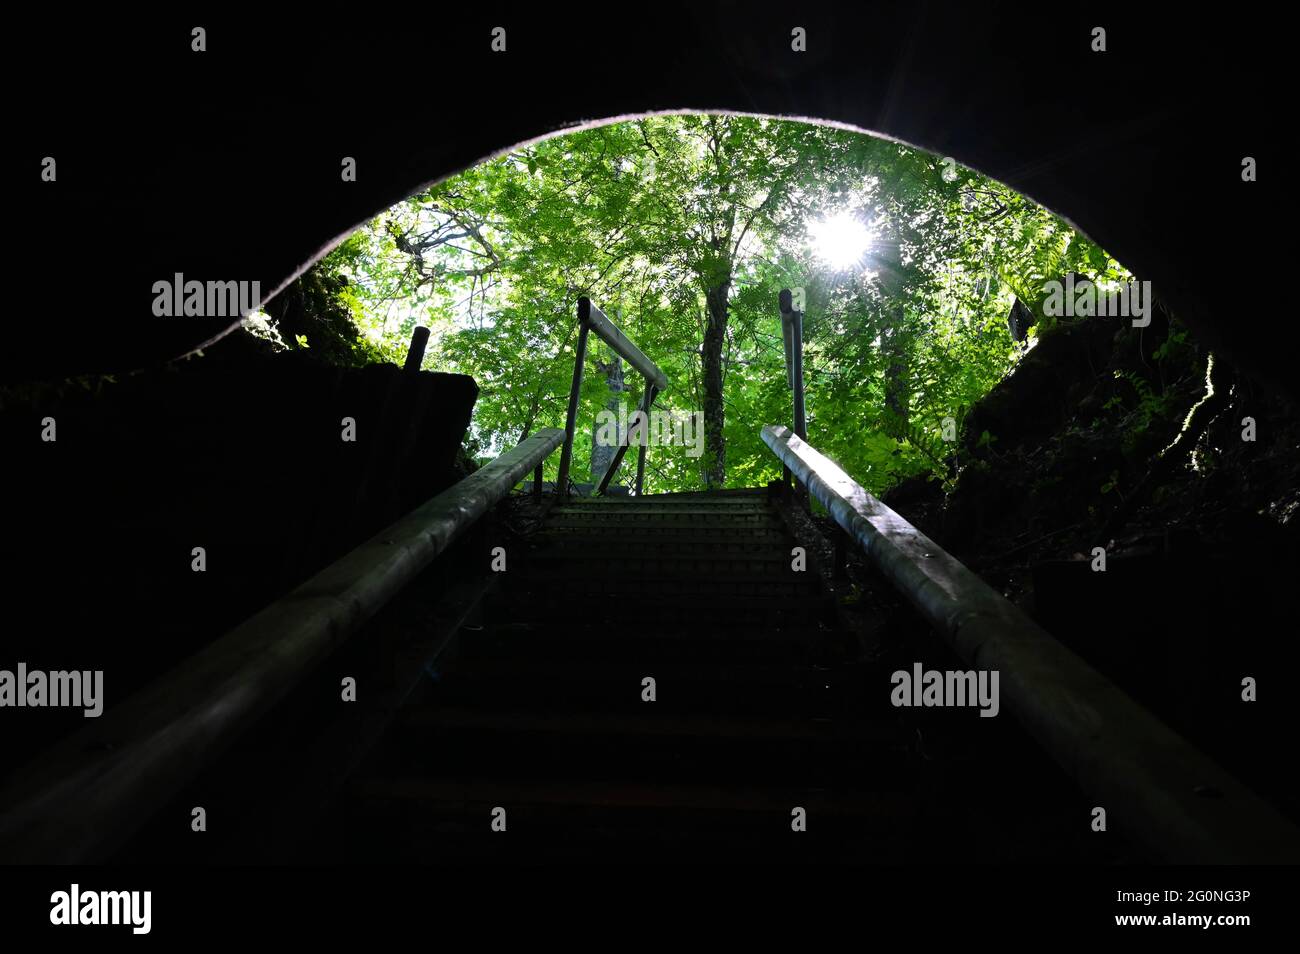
761 422 1300 863
778 289 807 499
778 289 806 440
0 428 566 863
555 297 669 497
580 298 668 391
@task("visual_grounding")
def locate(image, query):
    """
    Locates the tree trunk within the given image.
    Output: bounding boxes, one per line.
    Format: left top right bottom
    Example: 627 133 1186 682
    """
702 282 730 488
878 239 909 427
884 320 909 427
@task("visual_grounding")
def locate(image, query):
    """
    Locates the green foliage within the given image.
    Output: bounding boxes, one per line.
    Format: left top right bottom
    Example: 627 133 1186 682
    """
303 116 1130 493
1099 363 1189 461
250 247 393 367
1153 326 1191 366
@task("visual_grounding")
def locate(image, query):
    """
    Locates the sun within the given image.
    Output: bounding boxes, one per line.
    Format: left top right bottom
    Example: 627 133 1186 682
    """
808 212 875 271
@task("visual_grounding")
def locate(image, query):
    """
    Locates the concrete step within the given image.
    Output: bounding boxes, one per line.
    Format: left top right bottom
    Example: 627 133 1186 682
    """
500 575 820 600
483 597 834 622
418 657 884 717
454 631 846 669
349 775 916 824
398 705 907 745
497 599 825 630
344 802 916 862
521 552 802 574
569 489 768 500
543 512 785 531
370 719 908 792
554 494 771 509
531 529 792 549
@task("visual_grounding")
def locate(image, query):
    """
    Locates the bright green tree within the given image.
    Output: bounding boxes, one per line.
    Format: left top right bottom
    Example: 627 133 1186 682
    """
286 116 1129 494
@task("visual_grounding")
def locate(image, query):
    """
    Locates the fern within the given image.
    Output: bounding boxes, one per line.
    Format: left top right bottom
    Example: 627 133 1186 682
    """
874 405 958 478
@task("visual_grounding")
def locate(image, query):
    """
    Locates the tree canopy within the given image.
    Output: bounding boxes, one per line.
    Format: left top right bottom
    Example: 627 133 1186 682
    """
261 115 1131 494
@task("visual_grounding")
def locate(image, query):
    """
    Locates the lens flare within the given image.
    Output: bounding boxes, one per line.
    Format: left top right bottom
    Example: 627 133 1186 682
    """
808 213 875 270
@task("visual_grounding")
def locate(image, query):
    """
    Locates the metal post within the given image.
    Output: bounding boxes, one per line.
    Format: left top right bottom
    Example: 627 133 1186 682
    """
533 461 543 498
779 289 793 355
555 313 591 498
779 290 807 503
595 442 631 496
403 325 431 374
634 383 658 496
783 332 794 386
779 290 794 488
790 312 806 440
560 297 669 498
596 382 656 497
579 297 668 392
792 307 807 512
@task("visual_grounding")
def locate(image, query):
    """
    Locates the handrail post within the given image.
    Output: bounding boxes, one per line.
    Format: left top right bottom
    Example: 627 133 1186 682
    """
556 301 592 498
403 325 431 374
596 380 656 497
561 297 669 498
779 290 807 440
779 289 807 501
780 302 795 389
634 383 658 496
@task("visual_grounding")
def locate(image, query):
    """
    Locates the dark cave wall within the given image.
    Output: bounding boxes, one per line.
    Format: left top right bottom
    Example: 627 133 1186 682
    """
10 6 1282 403
0 337 478 771
881 304 1300 821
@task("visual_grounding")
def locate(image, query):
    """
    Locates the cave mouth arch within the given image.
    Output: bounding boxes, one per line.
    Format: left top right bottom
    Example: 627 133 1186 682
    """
13 9 1273 401
276 109 1144 499
248 106 1113 345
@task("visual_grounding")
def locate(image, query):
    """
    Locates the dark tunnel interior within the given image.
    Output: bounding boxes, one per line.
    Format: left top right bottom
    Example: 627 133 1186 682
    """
0 3 1291 936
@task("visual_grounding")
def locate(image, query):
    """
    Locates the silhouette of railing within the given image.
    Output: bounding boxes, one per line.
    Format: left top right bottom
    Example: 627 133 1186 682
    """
555 297 669 497
761 283 1300 862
